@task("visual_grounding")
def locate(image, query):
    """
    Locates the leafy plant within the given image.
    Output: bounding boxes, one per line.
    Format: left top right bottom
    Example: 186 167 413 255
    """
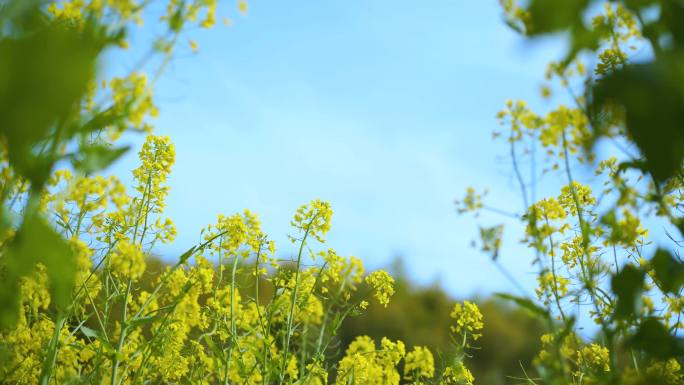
458 1 684 383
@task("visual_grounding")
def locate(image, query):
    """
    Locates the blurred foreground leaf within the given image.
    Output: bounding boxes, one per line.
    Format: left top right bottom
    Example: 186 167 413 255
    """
1 210 74 328
495 293 549 318
527 0 589 34
0 5 109 328
630 317 684 359
591 56 684 183
611 264 645 320
72 144 130 175
526 0 600 65
650 248 684 294
0 11 98 188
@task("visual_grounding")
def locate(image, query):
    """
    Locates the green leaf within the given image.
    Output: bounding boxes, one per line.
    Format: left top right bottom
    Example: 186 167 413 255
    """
563 23 600 67
611 264 645 320
526 0 590 35
661 2 684 47
630 317 684 359
591 56 684 182
177 245 197 265
0 0 41 24
78 325 115 352
616 160 648 174
205 338 226 364
77 106 128 135
79 326 102 339
72 144 130 175
127 315 161 330
1 210 75 328
651 248 684 294
495 293 549 318
0 13 98 188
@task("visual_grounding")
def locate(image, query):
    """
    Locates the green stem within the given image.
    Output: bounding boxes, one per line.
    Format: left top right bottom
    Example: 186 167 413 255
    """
560 129 617 380
223 254 240 385
38 314 66 385
278 219 315 385
111 279 132 385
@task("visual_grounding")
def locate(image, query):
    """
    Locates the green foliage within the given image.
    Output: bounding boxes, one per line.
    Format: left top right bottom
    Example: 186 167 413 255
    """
611 264 645 320
461 2 684 383
651 249 684 294
510 0 684 184
527 0 589 34
631 317 684 360
1 210 74 326
591 57 684 183
589 1 684 183
0 5 119 327
0 0 224 330
0 5 111 187
71 144 130 176
494 293 549 319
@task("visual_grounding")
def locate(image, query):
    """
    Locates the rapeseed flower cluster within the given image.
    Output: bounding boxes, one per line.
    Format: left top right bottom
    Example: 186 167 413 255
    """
536 271 570 306
404 346 435 382
110 73 158 133
291 199 333 243
365 270 395 307
455 187 487 214
440 362 474 385
449 300 483 342
109 240 146 280
336 336 404 385
577 343 611 373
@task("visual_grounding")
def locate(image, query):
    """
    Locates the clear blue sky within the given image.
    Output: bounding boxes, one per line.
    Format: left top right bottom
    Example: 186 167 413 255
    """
109 1 571 298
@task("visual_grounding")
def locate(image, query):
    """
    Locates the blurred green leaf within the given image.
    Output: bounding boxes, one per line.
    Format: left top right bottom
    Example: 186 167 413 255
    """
79 325 101 339
591 56 684 182
1 209 75 328
495 293 549 318
650 248 684 294
0 0 41 25
205 338 226 364
611 264 645 320
72 144 129 175
78 325 115 352
77 106 128 135
630 317 684 359
0 9 98 187
661 2 684 46
527 0 590 35
616 159 648 174
127 315 161 329
177 245 198 265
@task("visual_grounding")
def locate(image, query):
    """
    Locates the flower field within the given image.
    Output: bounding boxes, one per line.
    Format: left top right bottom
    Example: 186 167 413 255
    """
1 1 684 384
